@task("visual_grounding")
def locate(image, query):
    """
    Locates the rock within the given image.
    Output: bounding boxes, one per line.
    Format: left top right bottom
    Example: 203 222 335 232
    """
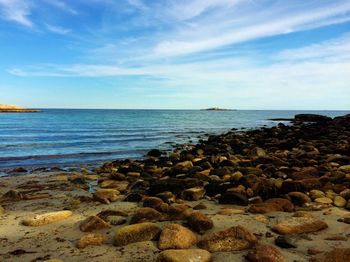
275 235 298 248
96 209 128 221
248 198 294 213
273 217 328 235
0 205 4 215
130 207 163 224
187 212 213 233
338 165 350 173
166 204 192 220
340 189 350 200
175 160 193 169
254 214 269 224
337 217 350 224
197 226 257 252
314 197 333 204
287 192 311 206
147 149 162 157
312 248 350 262
127 172 140 178
100 180 128 191
77 233 107 248
114 222 161 246
309 189 325 200
218 191 249 206
294 114 331 122
246 244 287 262
156 249 211 262
93 189 120 204
251 147 267 158
333 196 347 207
22 211 73 226
106 216 127 225
79 216 110 232
182 187 206 201
143 197 164 210
158 224 197 250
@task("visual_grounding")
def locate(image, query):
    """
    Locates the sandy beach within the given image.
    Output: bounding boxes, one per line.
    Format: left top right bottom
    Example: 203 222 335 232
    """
1 114 350 262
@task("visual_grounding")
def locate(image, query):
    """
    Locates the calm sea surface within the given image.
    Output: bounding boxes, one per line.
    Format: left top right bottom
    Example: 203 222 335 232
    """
0 109 348 169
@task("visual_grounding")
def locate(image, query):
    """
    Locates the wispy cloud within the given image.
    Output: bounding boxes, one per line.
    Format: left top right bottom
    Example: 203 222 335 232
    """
45 23 71 35
0 0 33 27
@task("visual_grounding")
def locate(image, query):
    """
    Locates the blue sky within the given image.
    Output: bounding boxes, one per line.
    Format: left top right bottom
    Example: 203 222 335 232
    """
0 0 349 109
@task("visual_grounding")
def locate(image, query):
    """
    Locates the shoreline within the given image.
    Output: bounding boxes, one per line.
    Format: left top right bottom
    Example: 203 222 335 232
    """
1 113 350 261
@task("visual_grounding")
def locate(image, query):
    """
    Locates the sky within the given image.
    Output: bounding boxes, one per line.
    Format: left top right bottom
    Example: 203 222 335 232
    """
0 0 349 110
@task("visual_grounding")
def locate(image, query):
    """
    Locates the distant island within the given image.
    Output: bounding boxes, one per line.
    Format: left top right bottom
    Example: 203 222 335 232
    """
0 104 41 113
201 107 237 111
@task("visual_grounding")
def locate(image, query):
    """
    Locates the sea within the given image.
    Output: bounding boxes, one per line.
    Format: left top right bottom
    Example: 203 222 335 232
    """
0 109 348 170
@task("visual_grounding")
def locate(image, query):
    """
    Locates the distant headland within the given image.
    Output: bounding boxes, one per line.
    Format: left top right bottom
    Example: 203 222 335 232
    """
0 104 41 113
201 107 237 111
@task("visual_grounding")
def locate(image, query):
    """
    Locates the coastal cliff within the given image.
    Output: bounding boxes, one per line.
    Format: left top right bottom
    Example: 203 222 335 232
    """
0 104 40 113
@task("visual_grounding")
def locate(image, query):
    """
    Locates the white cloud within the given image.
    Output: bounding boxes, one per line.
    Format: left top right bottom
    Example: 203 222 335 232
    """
0 0 33 27
45 23 71 35
153 1 350 57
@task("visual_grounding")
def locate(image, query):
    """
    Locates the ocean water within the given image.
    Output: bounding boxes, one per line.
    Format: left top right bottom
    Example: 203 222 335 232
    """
0 109 348 169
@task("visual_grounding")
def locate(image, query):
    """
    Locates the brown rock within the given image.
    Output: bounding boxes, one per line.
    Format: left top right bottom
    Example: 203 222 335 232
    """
248 198 294 213
156 249 211 262
333 196 347 207
166 204 192 220
114 222 161 246
22 211 73 226
1 189 23 201
198 226 257 252
143 196 164 210
79 216 110 232
182 187 206 201
287 192 311 206
130 207 163 224
187 212 213 233
158 224 197 250
315 197 333 204
273 217 328 235
100 180 128 191
246 244 287 262
77 233 107 248
312 248 350 262
0 205 4 215
93 189 120 204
